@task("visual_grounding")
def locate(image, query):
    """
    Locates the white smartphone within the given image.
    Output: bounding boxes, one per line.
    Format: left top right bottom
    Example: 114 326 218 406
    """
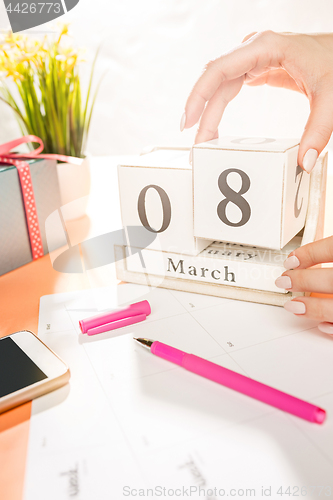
0 330 70 414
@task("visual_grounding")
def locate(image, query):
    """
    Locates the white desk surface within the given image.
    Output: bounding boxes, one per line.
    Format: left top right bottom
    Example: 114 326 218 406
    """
23 156 333 499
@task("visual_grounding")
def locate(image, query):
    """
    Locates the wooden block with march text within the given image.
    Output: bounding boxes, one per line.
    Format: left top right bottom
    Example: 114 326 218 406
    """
193 137 310 250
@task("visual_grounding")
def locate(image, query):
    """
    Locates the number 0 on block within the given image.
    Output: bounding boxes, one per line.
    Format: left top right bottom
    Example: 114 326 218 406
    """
118 149 210 256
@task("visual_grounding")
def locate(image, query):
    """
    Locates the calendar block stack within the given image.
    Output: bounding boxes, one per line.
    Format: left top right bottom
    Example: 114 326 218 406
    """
115 138 328 306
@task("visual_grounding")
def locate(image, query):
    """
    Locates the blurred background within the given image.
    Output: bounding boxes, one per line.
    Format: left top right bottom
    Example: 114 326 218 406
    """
1 0 333 163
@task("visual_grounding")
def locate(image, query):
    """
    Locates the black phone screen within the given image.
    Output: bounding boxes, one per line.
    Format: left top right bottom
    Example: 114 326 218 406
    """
0 337 47 398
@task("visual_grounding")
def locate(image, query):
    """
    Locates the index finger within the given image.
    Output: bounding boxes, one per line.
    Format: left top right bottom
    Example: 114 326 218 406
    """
184 31 285 129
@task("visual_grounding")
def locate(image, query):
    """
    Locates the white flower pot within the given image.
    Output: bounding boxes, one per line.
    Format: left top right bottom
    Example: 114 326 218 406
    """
56 155 91 220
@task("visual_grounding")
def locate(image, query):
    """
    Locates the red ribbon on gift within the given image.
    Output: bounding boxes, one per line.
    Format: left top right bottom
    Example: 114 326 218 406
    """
0 135 82 261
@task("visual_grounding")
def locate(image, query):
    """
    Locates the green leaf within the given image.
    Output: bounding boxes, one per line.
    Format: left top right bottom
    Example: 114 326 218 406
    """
0 27 103 157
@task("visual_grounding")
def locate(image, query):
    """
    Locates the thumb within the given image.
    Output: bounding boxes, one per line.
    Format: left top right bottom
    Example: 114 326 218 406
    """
298 90 333 173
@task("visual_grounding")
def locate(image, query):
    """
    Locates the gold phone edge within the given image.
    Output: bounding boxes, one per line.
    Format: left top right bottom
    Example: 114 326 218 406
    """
0 330 71 414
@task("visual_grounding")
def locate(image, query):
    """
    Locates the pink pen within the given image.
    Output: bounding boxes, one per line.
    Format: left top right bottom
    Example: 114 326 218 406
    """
134 338 326 424
79 300 151 336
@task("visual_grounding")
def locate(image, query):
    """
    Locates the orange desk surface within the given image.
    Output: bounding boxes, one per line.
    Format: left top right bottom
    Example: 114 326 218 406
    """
0 255 91 500
1 169 332 500
0 155 124 500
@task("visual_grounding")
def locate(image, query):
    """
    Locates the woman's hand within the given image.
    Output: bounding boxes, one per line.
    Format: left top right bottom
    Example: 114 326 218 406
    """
181 31 333 173
275 236 333 334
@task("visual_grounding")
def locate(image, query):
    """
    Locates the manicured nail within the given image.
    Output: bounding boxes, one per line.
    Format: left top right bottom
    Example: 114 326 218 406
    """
180 111 186 132
303 149 318 173
284 300 306 315
318 322 333 335
275 276 292 289
284 255 300 270
189 148 192 164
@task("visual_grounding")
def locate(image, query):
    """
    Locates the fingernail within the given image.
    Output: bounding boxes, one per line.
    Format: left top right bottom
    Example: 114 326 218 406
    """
284 255 300 270
303 149 318 173
189 148 192 164
318 322 333 335
180 111 186 132
284 300 306 315
275 276 292 289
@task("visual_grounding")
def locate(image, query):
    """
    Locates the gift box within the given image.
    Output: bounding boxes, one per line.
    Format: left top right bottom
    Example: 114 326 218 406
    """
0 158 62 275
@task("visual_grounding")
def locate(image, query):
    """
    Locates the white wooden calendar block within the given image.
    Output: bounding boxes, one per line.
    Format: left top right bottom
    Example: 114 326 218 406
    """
193 137 310 250
120 238 302 294
116 151 327 307
118 149 210 255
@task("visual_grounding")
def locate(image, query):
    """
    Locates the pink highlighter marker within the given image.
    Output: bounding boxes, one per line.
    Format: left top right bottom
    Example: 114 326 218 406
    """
79 300 151 336
134 338 326 424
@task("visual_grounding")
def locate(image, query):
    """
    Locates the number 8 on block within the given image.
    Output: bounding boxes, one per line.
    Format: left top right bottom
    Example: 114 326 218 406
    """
193 137 310 250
